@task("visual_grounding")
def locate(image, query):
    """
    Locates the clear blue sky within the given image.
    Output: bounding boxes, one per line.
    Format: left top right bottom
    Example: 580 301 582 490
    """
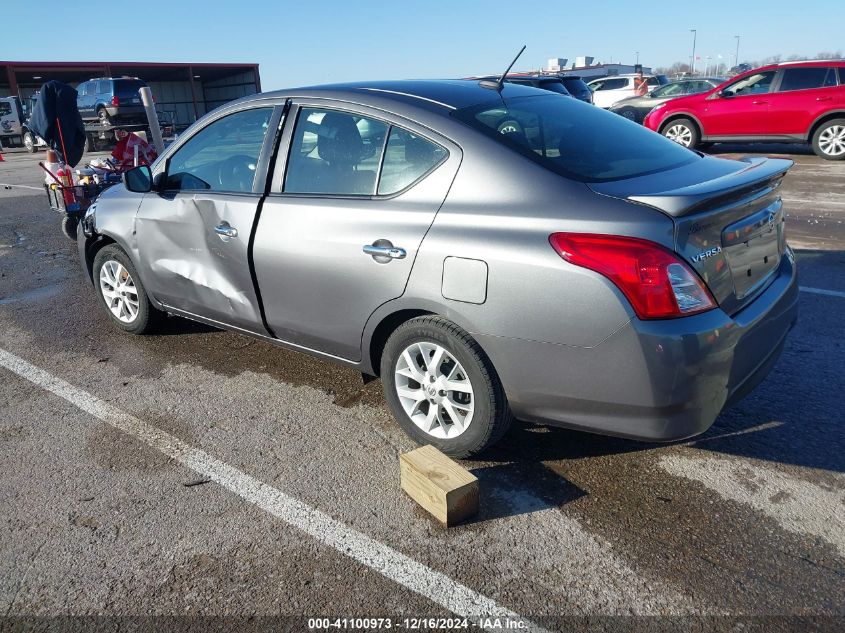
3 0 842 89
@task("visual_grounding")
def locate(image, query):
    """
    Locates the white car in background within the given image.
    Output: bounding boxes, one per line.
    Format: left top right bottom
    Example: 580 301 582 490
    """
587 74 666 109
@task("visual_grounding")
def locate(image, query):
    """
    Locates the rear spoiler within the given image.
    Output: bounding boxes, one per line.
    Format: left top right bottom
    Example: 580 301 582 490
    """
589 157 793 218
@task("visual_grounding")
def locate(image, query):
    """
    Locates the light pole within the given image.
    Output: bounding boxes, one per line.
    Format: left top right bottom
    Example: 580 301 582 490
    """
690 29 697 75
734 35 741 68
635 51 639 65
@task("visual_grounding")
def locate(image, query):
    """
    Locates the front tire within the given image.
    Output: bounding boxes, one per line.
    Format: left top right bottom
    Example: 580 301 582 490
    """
381 316 512 458
92 245 163 334
662 118 699 149
812 119 845 160
617 107 639 122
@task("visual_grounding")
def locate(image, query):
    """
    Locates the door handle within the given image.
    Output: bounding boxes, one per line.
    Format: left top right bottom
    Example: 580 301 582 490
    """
214 224 238 239
752 100 768 105
363 243 406 260
816 96 833 102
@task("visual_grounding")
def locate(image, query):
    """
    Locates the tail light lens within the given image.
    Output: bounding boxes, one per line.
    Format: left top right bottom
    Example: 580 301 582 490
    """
111 95 119 106
549 233 716 319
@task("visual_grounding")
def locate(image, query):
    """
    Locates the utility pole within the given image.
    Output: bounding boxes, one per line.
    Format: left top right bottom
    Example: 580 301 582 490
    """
734 35 741 67
635 51 639 65
690 29 697 75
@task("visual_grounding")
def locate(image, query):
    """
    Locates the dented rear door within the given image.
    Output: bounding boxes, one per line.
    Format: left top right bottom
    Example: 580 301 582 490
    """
134 104 283 332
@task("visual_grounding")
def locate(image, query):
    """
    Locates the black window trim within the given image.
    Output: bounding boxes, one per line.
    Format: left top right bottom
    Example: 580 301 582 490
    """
159 103 279 196
277 103 450 201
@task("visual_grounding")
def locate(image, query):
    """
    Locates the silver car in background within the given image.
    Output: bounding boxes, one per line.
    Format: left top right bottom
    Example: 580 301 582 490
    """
78 80 798 457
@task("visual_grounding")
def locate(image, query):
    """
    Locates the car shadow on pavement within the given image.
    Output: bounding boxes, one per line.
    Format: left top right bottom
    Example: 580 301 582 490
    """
468 457 587 524
156 314 219 336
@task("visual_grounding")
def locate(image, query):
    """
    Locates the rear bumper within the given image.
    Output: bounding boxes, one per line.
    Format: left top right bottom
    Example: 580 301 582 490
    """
105 105 146 121
478 251 798 441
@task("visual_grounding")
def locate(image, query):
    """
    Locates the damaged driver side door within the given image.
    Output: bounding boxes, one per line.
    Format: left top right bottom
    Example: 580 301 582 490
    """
134 105 280 332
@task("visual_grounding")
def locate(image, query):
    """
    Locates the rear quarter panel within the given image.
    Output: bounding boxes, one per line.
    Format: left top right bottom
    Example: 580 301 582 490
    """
402 135 676 349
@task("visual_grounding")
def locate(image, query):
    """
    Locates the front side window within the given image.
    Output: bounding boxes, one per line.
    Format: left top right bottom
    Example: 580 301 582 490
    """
724 71 776 96
378 128 447 195
454 94 698 182
284 108 388 195
778 67 838 92
165 107 273 193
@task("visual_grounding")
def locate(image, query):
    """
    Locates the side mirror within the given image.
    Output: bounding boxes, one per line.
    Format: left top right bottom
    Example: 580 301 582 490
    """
123 164 153 193
719 89 734 98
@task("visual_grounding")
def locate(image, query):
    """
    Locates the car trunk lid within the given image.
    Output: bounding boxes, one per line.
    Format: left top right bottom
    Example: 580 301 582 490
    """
589 156 792 315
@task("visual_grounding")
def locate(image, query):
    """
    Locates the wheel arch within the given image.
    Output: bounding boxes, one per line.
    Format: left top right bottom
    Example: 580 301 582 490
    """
806 110 845 142
658 112 704 137
366 308 435 377
82 234 117 284
362 299 488 377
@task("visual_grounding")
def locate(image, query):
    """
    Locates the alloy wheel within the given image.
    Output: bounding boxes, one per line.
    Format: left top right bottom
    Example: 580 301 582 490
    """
818 125 845 157
394 341 474 439
665 124 693 147
99 260 139 323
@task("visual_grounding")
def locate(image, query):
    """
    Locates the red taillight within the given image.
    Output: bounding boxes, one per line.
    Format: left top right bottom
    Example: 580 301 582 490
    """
549 233 716 319
111 95 119 106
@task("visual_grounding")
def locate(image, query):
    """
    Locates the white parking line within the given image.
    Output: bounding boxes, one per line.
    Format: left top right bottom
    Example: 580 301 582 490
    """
0 347 548 632
0 183 43 191
800 286 845 299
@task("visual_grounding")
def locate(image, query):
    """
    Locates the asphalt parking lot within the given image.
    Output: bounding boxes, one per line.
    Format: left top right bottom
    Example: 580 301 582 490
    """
1 145 844 631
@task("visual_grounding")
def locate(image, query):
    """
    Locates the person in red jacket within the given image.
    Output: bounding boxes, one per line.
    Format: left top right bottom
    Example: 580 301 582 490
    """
633 70 649 97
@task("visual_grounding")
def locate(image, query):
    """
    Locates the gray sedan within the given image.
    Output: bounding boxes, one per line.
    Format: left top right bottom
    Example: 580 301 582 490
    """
609 78 723 123
78 80 798 457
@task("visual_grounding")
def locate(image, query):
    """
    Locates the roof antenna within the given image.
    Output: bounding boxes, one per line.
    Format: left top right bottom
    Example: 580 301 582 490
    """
479 45 527 90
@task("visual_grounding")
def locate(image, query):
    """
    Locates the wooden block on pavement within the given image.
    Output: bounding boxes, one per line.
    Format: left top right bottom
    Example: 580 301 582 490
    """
400 445 479 526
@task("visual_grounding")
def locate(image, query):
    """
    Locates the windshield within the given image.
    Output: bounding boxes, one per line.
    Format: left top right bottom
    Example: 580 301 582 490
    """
452 94 699 182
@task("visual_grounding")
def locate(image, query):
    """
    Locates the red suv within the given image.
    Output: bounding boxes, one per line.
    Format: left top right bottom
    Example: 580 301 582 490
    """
644 61 845 160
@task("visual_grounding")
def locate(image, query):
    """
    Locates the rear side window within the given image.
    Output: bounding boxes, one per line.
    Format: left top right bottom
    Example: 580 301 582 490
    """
0 102 10 116
284 108 388 195
97 80 109 94
453 94 698 183
652 83 686 98
378 128 447 195
778 67 838 92
595 78 628 91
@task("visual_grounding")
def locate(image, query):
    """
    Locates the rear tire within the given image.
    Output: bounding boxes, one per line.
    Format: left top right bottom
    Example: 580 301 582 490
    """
92 245 163 334
97 107 111 126
661 118 699 149
381 316 512 458
23 131 37 153
811 118 845 160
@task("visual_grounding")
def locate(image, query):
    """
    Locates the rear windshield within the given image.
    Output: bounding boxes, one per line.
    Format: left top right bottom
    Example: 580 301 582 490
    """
560 78 590 94
452 94 699 182
114 79 146 95
537 80 570 95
